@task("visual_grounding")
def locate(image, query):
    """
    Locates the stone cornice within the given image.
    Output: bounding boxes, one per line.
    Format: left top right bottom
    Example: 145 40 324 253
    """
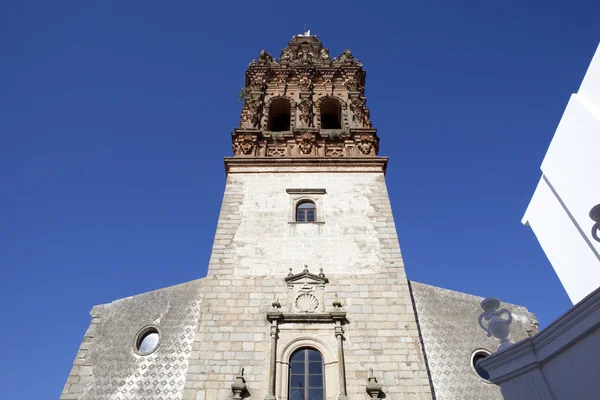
224 156 388 174
266 312 346 324
231 129 379 158
285 188 326 194
285 269 329 284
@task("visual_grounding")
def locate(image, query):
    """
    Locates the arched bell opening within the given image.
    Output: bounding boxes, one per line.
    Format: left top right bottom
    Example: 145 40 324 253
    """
268 98 292 132
320 98 342 129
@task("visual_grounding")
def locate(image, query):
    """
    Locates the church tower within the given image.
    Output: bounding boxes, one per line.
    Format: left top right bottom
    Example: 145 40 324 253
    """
61 34 538 400
193 33 433 399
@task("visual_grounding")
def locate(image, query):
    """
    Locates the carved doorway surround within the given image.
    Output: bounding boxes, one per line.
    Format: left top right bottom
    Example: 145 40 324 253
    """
265 267 348 400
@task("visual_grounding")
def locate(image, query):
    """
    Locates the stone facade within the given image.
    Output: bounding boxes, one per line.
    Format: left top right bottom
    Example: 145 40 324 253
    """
61 280 204 400
61 34 538 400
208 169 397 277
409 281 539 400
178 157 433 399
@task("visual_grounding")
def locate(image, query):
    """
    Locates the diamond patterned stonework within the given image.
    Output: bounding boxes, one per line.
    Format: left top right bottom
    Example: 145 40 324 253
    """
409 281 538 400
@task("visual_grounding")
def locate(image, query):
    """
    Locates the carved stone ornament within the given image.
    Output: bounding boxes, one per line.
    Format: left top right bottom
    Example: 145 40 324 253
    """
249 76 267 93
478 298 514 352
246 99 262 128
257 49 273 64
339 49 354 63
267 147 286 157
357 134 375 155
294 291 319 313
298 76 312 92
350 98 370 127
231 367 247 399
298 132 316 154
344 77 359 92
333 48 362 67
274 71 290 87
274 35 336 67
239 133 255 155
285 266 328 314
326 147 344 157
280 47 294 62
366 368 383 399
298 100 313 127
239 109 250 127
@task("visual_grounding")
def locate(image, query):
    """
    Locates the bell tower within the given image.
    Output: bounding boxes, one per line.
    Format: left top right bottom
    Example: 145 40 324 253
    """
193 33 434 399
233 34 379 159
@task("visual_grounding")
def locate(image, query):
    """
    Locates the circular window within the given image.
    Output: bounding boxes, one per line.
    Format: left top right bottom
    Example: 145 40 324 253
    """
471 350 491 381
133 326 161 355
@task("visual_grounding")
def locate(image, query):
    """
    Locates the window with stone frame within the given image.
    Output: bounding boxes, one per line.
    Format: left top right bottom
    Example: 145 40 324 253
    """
289 348 324 400
296 200 316 223
287 189 326 224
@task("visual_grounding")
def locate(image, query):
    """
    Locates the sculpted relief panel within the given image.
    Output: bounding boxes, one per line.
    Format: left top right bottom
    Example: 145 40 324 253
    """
285 266 328 314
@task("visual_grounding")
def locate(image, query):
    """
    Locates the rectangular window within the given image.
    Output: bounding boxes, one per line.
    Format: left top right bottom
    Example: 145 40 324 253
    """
296 201 316 223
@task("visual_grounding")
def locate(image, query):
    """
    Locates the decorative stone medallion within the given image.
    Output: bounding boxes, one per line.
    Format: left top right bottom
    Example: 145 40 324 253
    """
294 291 319 313
285 266 328 314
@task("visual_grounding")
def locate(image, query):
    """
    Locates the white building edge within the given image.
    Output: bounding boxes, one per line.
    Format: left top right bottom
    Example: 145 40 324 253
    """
523 43 600 305
480 43 600 399
479 284 600 400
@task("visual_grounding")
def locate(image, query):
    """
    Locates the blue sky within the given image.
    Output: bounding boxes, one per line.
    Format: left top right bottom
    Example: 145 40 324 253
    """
1 1 599 398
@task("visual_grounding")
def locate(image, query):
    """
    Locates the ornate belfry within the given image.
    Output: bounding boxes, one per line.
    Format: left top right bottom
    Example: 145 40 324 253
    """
233 34 379 158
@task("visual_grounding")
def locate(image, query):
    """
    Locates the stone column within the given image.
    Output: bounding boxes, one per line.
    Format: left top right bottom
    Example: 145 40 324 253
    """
332 310 347 400
266 310 282 400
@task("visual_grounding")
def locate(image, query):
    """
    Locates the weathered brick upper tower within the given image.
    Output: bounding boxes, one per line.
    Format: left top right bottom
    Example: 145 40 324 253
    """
232 34 378 159
61 34 538 400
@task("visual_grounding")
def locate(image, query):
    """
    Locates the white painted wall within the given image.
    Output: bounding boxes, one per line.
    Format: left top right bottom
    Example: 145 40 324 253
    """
523 43 600 304
479 286 600 400
213 171 399 276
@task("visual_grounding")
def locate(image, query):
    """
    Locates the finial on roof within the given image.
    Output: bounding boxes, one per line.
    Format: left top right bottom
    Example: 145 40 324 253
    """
478 298 514 352
298 29 311 37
